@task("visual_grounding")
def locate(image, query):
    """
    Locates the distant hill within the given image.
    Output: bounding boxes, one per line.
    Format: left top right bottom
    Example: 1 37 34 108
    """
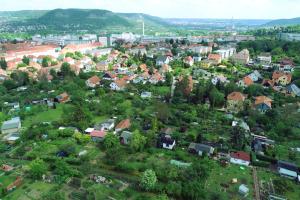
0 9 170 34
264 17 300 26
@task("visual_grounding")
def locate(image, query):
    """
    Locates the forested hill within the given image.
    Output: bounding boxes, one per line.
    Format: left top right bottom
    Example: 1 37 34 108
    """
264 17 300 27
0 9 171 33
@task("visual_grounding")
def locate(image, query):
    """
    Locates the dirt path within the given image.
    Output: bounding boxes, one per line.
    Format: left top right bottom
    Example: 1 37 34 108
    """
252 167 261 200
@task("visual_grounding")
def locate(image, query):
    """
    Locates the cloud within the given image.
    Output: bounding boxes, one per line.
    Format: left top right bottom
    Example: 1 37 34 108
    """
0 0 299 19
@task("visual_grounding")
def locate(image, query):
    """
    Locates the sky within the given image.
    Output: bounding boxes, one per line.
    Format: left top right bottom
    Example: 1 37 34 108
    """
0 0 299 19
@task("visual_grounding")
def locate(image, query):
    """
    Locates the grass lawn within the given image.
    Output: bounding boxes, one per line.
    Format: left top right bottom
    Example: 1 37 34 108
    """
206 163 254 200
23 104 71 128
4 181 56 200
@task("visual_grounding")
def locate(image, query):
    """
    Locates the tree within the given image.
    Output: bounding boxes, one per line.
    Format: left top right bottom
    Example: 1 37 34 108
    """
28 158 47 179
22 56 30 65
140 169 157 191
209 87 225 108
54 159 73 178
73 132 91 144
42 57 49 67
60 62 73 77
182 181 207 200
63 103 92 131
130 130 147 152
0 58 7 70
103 133 120 150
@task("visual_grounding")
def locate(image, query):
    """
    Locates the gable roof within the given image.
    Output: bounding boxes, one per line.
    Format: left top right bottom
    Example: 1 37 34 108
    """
116 119 131 130
90 130 106 138
189 143 214 153
255 96 272 108
88 75 101 85
230 151 250 162
1 117 21 131
227 92 246 101
243 76 254 86
208 53 221 61
272 71 292 83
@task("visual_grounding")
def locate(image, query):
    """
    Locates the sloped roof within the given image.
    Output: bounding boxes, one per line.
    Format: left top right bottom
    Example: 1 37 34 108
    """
227 92 246 101
230 151 250 162
116 119 131 130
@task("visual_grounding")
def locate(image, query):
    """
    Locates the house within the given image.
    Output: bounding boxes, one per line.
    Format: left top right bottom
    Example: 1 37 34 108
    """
215 48 236 59
230 151 250 166
252 135 275 155
257 53 272 65
86 75 101 88
272 71 292 86
231 49 250 64
183 56 194 66
158 134 176 150
156 56 170 66
208 53 222 64
95 119 115 131
238 76 253 87
54 92 70 103
103 72 117 80
286 84 300 97
279 58 295 72
110 78 128 91
188 143 215 156
141 92 152 99
1 117 21 136
120 131 132 145
149 73 164 84
96 61 109 71
193 56 202 62
115 119 131 132
255 96 272 112
262 79 275 88
248 70 262 82
84 128 94 134
211 75 229 85
90 130 106 142
277 161 299 180
227 92 246 113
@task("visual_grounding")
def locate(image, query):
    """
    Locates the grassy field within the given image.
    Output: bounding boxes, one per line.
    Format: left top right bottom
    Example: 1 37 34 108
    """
206 163 254 200
23 104 70 128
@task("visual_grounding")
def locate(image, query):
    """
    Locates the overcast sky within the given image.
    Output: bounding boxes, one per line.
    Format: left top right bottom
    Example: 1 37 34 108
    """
0 0 299 19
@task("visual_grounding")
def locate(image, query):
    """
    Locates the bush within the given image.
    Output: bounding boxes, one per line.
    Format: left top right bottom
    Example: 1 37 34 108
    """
115 162 137 173
252 161 270 168
256 154 277 164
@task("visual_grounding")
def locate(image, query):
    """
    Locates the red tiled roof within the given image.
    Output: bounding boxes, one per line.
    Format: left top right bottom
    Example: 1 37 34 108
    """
208 54 221 61
88 75 101 85
243 76 254 86
255 96 272 108
227 92 246 101
116 119 131 130
90 130 106 138
230 151 250 162
272 71 292 83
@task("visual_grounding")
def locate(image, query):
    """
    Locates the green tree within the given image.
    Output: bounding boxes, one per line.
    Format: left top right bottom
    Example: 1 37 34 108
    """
140 169 157 191
103 133 120 150
22 56 30 65
209 87 225 108
130 130 147 152
0 58 7 70
28 158 48 179
60 62 74 77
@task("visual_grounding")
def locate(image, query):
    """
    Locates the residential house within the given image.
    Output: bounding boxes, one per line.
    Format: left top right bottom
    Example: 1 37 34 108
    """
257 53 272 65
215 48 236 59
54 92 70 103
120 131 133 145
183 56 194 66
279 58 295 72
115 119 131 133
110 78 128 91
158 134 176 150
262 79 275 88
1 117 21 135
208 53 222 64
238 76 254 88
230 151 250 166
211 75 229 85
272 71 292 86
277 161 299 180
159 64 172 74
255 96 272 113
103 72 117 80
252 135 275 155
86 76 101 88
231 49 250 64
248 70 262 82
156 56 170 66
95 119 115 131
227 92 246 113
286 84 300 97
96 61 109 71
149 73 164 84
188 143 215 156
90 130 107 142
